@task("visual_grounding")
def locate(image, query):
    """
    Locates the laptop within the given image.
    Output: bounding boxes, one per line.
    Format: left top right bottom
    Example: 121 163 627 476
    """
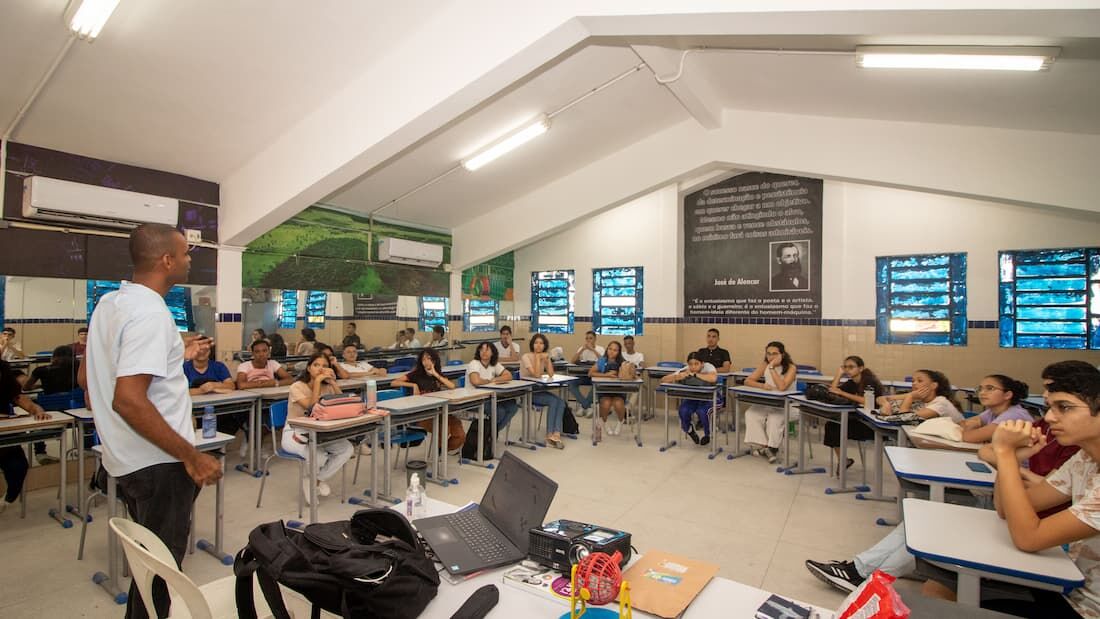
414 451 557 576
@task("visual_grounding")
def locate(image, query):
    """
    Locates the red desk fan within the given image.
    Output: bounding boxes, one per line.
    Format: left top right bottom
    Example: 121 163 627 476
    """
561 550 633 619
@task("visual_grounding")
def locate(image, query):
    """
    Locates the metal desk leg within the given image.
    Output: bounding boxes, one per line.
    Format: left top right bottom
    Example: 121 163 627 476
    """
92 474 127 604
784 406 826 477
857 426 899 525
659 390 677 452
708 391 722 460
425 407 448 488
308 430 319 524
955 569 981 607
49 430 72 528
728 396 749 461
68 421 88 521
780 399 793 471
634 386 643 447
196 452 232 565
252 398 261 473
825 410 867 495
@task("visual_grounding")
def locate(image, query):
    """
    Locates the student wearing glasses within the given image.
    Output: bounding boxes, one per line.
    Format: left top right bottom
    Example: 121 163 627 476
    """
743 341 798 463
957 375 1034 443
824 356 885 474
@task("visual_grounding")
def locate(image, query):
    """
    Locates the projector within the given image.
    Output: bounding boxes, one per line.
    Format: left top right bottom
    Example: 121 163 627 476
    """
528 519 631 573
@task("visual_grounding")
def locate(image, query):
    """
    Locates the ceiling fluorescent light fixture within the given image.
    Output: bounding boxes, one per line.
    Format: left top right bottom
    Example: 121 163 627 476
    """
856 46 1059 71
462 116 550 171
70 0 121 40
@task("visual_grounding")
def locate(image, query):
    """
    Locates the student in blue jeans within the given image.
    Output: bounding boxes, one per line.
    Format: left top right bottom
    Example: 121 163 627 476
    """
522 333 566 449
661 352 720 446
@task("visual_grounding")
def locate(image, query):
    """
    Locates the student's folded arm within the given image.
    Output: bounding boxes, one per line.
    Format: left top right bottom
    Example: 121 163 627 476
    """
468 373 488 387
775 367 797 391
275 368 294 386
743 365 767 388
1004 488 1089 552
235 372 263 389
697 371 718 384
961 422 997 444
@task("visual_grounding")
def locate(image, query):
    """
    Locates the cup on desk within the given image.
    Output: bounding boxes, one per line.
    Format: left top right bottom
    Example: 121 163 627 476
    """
541 373 549 381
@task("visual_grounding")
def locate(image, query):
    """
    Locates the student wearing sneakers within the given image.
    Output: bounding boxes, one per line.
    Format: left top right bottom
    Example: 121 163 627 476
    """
466 342 519 433
569 331 604 418
589 341 636 438
695 328 731 373
823 356 885 474
743 341 798 463
661 352 719 446
495 325 520 362
339 344 387 378
804 362 1092 599
283 353 353 501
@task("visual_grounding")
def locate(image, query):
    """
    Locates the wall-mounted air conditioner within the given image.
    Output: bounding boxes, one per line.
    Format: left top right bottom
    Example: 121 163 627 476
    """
22 175 179 230
378 237 443 268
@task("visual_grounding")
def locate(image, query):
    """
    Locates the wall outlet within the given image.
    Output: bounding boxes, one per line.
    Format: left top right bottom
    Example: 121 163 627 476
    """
184 229 203 244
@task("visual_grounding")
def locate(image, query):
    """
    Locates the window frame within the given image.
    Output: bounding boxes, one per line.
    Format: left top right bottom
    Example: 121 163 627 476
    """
530 270 575 334
305 291 327 329
418 296 449 333
463 298 499 333
998 247 1100 350
592 266 644 336
875 252 967 346
278 290 298 330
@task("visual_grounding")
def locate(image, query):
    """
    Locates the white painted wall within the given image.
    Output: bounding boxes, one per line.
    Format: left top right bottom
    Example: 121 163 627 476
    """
4 277 86 320
513 184 680 317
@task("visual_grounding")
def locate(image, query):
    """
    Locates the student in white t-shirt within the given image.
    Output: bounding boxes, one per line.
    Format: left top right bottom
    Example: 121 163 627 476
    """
466 342 519 432
429 325 448 348
339 344 386 378
405 329 423 349
621 335 644 368
569 331 604 417
661 352 718 446
495 325 521 362
919 370 1100 618
81 224 222 618
235 339 294 389
875 368 963 423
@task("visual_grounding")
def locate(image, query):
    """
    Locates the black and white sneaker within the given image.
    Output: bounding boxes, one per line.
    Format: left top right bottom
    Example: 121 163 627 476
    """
687 429 701 444
805 559 864 593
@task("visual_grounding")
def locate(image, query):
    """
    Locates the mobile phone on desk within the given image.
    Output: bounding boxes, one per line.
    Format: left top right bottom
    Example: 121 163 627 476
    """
966 461 993 473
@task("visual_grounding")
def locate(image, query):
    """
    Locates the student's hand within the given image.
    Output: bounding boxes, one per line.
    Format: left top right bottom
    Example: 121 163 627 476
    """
992 419 1037 454
828 386 845 396
31 406 49 421
183 335 212 361
184 451 223 487
1019 467 1045 488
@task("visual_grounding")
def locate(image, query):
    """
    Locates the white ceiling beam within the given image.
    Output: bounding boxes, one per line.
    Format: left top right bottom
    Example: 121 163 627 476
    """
630 44 722 130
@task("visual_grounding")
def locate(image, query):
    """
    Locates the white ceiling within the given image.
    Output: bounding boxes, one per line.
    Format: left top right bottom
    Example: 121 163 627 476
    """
3 4 1098 231
0 0 450 183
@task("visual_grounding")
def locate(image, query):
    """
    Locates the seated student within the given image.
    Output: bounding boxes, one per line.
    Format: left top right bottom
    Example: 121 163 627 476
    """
235 339 293 389
341 322 361 349
743 341 798 463
569 331 604 418
268 333 288 358
250 328 267 345
184 344 245 452
428 325 448 348
824 356 886 474
805 363 1091 595
875 369 964 422
25 344 77 464
957 374 1033 443
72 327 88 357
520 333 567 449
621 335 645 415
589 341 636 438
339 344 386 378
315 344 348 379
466 342 520 433
495 325 520 362
917 369 1100 617
0 359 49 514
391 348 466 452
296 327 318 356
405 329 423 349
0 327 24 361
661 352 719 446
696 328 732 373
388 330 408 350
282 353 354 501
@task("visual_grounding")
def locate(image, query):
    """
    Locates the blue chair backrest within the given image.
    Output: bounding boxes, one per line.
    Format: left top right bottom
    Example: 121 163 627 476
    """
657 361 682 368
388 365 411 375
511 370 520 380
742 367 755 373
904 375 913 382
446 359 463 366
796 364 819 373
269 401 290 430
37 391 73 411
455 377 465 388
376 389 403 402
395 356 416 366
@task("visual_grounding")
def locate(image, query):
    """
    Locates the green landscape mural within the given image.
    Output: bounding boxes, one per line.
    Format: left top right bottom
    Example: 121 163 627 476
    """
461 251 514 301
243 207 451 296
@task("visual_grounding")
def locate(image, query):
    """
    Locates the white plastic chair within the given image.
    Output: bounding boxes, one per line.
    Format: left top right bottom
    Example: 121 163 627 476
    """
109 517 273 619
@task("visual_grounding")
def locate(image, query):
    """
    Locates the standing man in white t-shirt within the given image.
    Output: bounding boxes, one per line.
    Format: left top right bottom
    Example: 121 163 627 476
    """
494 325 520 362
82 224 222 619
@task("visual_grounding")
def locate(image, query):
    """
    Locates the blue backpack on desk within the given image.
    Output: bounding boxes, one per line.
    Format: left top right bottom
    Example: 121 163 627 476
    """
234 509 439 619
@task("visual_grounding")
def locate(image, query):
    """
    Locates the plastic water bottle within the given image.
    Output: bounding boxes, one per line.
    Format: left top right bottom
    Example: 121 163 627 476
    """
366 379 377 409
863 389 876 413
406 473 426 519
201 405 216 439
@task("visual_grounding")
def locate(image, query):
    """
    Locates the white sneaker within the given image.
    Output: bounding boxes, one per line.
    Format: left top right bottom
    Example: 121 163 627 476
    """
317 481 332 497
238 439 249 459
609 420 622 436
583 408 593 418
359 443 372 456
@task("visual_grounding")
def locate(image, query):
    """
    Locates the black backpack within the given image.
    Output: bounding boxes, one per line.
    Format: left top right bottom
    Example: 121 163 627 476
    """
234 509 440 619
805 383 850 406
562 406 580 435
461 417 494 461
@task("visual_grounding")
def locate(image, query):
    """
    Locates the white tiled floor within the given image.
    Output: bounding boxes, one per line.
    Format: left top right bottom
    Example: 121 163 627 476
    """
0 417 901 617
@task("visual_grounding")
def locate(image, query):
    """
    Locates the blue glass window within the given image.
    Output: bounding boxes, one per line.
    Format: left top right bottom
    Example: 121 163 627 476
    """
999 248 1100 350
88 280 194 332
875 253 967 346
278 290 298 330
419 296 448 332
531 270 574 334
463 299 498 333
593 267 643 336
305 291 327 329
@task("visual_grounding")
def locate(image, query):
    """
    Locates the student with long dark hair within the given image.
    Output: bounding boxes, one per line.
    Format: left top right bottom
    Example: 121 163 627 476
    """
744 341 798 463
466 342 519 433
824 355 885 473
296 328 318 356
268 333 288 358
958 374 1033 443
876 369 963 422
392 348 466 451
282 353 353 501
589 340 635 438
520 334 566 449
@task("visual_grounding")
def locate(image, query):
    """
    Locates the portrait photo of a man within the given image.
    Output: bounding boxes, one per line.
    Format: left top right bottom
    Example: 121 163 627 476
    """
769 240 810 291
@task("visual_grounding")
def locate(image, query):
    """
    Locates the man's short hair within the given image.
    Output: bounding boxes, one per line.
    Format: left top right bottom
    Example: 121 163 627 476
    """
775 242 798 258
129 223 182 270
623 335 634 341
707 328 719 337
343 343 358 350
2 327 14 335
77 327 88 334
1042 360 1100 382
433 325 445 336
347 322 356 329
585 330 596 337
1047 371 1100 416
250 339 270 352
500 325 512 335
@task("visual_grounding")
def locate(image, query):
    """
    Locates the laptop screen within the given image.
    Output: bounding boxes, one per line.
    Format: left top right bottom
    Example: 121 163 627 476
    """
480 452 558 552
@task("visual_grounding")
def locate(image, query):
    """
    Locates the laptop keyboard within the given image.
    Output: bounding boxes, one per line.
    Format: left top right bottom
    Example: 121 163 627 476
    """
445 510 510 563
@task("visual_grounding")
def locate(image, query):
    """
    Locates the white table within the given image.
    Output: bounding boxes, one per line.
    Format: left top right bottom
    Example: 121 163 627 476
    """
520 374 579 447
785 395 870 496
727 386 800 465
376 395 449 500
853 409 904 525
191 390 262 474
423 388 496 472
0 409 71 525
902 425 984 452
654 382 722 457
477 380 535 451
903 498 1084 606
886 446 995 502
590 376 645 447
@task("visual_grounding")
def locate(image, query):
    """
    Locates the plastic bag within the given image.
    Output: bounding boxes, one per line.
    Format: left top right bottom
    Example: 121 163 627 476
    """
836 570 910 619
